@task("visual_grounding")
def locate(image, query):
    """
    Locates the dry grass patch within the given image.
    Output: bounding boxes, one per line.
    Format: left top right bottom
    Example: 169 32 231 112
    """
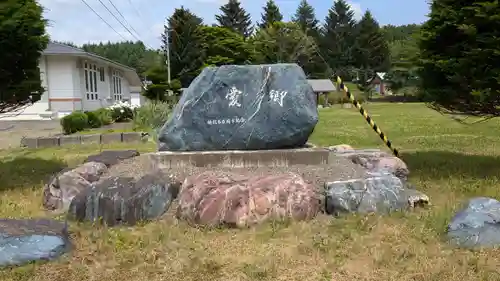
1 104 500 280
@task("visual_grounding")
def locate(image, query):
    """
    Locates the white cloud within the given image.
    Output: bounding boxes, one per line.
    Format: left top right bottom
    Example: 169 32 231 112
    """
348 1 363 21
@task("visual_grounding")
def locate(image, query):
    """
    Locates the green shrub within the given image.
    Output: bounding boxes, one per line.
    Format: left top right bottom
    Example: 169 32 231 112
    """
110 106 134 122
84 111 102 128
60 111 89 134
132 101 173 130
94 108 112 125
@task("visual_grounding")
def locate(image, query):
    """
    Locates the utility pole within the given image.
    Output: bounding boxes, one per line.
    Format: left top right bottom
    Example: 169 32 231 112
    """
164 18 171 84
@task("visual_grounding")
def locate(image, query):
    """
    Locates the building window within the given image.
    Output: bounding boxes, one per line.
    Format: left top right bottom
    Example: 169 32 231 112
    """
112 70 123 101
84 62 98 100
99 67 105 81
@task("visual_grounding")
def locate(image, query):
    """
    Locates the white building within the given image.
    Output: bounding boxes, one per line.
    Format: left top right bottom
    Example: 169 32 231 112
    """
0 42 144 120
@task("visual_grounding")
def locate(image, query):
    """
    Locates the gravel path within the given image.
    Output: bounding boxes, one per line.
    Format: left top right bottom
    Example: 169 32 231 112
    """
0 120 61 150
105 154 367 189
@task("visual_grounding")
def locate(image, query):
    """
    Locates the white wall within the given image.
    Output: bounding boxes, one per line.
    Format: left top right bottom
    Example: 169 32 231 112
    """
130 86 143 107
39 56 48 102
46 55 78 99
45 55 81 113
122 75 131 101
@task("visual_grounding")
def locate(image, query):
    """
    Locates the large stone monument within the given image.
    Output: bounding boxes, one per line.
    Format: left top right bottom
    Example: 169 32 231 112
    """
157 63 318 151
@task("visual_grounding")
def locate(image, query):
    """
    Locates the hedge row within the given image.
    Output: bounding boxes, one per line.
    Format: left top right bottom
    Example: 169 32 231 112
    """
60 105 135 135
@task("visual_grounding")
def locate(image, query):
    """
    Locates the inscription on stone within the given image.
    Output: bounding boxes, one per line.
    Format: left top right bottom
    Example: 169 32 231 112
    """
207 117 246 125
269 90 287 107
225 86 242 107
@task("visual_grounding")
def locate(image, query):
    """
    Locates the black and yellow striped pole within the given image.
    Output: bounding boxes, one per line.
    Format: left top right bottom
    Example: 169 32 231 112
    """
336 76 400 157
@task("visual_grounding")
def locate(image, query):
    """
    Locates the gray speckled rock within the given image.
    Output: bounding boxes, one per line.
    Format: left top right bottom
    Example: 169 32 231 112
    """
325 171 429 215
157 63 318 151
0 219 70 267
67 173 181 226
447 197 500 248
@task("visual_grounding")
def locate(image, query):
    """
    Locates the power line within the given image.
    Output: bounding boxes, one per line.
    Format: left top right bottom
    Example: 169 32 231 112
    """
125 0 150 31
80 0 127 41
106 0 141 39
96 0 155 49
96 0 141 42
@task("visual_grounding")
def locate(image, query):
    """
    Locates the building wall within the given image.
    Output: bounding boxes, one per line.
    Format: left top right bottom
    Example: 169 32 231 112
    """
370 76 386 95
76 58 134 110
44 55 81 113
39 55 48 102
130 86 144 106
43 55 138 114
0 54 139 120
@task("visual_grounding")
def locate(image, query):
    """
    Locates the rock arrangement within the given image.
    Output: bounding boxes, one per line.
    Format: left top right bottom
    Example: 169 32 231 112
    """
157 64 319 151
40 147 427 229
2 146 435 267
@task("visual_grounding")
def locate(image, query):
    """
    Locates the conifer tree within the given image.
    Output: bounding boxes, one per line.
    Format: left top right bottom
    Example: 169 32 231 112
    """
320 0 357 78
215 0 253 38
258 0 283 29
162 7 204 87
354 11 390 72
419 0 500 116
291 0 324 77
292 0 319 37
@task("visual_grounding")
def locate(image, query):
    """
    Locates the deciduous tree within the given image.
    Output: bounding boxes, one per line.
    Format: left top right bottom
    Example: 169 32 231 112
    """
252 22 316 64
0 0 48 113
197 26 254 66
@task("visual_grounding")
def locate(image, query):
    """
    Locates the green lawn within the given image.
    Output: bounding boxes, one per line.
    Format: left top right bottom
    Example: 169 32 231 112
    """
1 103 500 281
75 122 138 135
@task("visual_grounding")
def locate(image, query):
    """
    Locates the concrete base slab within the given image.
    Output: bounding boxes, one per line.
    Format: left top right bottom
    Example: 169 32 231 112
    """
147 148 342 168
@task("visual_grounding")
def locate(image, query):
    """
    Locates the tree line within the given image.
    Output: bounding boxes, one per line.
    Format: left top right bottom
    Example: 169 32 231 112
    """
2 0 498 116
55 0 422 101
162 0 396 88
57 0 421 99
146 0 421 100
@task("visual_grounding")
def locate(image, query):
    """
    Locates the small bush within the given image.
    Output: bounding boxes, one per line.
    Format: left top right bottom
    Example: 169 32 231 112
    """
85 111 103 128
60 111 89 134
94 108 112 125
132 101 173 130
107 101 137 123
110 106 134 122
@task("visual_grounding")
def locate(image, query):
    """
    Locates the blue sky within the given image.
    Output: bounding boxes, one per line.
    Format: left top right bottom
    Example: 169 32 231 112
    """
39 0 429 49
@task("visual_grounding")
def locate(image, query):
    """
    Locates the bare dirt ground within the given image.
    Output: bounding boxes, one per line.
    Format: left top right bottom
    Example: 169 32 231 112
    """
0 120 62 150
0 121 135 150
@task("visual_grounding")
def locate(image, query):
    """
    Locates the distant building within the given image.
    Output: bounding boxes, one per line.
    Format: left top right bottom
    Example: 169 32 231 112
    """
0 42 143 120
307 79 337 106
367 72 390 95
